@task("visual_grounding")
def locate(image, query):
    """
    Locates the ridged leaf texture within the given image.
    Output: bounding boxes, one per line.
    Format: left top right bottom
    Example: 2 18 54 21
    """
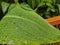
0 3 60 45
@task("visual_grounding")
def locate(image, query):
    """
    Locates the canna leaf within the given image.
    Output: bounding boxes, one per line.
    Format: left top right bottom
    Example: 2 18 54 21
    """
0 3 60 45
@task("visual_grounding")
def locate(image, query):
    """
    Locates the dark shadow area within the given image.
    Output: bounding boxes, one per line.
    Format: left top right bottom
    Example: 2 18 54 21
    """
18 0 23 3
2 0 14 3
0 0 11 20
0 44 9 45
0 2 4 20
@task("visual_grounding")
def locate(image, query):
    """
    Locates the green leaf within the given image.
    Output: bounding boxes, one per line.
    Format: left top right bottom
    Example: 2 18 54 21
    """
56 4 60 13
47 7 55 12
37 2 45 7
46 2 55 12
46 2 53 8
56 0 60 4
14 0 18 3
20 3 33 11
42 0 53 3
51 8 55 12
35 0 41 5
27 0 35 9
0 4 60 45
1 1 10 13
52 0 56 5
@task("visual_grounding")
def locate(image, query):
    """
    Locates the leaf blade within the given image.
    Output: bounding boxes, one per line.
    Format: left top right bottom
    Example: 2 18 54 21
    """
0 4 60 45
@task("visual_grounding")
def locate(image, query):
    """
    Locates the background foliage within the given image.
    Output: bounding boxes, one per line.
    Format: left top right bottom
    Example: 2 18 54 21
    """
0 0 60 19
22 0 60 18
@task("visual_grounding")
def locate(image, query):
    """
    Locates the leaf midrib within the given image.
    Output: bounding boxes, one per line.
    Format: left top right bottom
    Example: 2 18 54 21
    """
4 15 42 28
